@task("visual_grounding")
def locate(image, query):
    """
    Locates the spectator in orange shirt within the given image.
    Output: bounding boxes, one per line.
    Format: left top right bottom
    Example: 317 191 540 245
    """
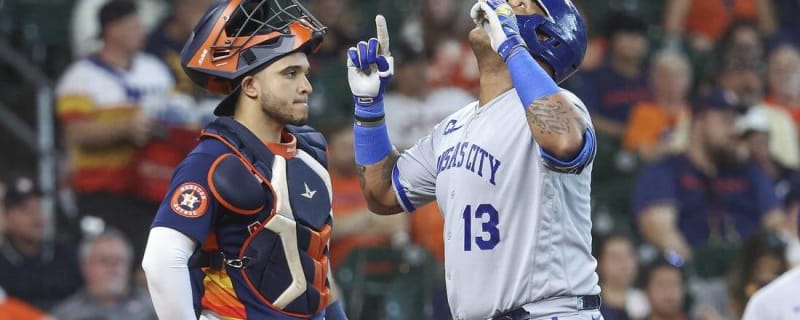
623 50 692 163
0 288 52 320
326 124 407 269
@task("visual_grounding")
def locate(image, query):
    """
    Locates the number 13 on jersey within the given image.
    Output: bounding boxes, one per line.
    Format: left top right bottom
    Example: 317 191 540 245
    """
462 203 500 251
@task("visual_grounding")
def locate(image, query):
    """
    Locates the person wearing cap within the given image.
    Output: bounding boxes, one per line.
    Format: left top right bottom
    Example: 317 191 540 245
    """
56 0 175 262
0 177 83 311
141 1 345 319
633 90 786 318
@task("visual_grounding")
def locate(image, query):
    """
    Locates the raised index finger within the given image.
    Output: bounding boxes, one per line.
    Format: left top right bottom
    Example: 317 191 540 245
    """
375 14 391 57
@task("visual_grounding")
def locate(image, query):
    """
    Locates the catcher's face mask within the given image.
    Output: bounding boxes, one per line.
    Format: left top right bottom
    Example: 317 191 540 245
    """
181 0 326 96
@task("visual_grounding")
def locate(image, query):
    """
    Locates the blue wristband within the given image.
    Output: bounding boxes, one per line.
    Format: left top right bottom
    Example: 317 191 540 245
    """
354 121 393 165
506 49 561 109
354 99 385 121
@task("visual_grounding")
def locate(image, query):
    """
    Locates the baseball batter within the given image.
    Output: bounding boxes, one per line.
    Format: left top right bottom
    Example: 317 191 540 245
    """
346 1 601 319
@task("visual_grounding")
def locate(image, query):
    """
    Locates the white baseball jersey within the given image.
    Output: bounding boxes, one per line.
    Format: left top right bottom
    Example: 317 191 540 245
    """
384 88 475 149
392 89 600 320
741 267 800 320
56 53 174 115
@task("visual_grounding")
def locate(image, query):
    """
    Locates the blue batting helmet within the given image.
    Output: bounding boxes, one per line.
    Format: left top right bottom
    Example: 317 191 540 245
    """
516 0 587 84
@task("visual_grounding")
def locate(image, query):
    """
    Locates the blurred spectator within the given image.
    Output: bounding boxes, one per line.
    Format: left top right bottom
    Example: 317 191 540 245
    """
416 0 480 94
0 177 82 310
663 0 776 53
671 40 800 170
634 90 784 317
137 0 220 212
741 250 800 320
145 0 215 97
622 50 692 163
719 21 767 61
327 124 407 269
385 44 474 151
571 11 651 140
71 0 168 58
56 0 174 261
764 45 800 125
51 230 155 320
642 259 687 320
727 232 788 318
595 233 648 320
718 46 800 170
737 107 798 202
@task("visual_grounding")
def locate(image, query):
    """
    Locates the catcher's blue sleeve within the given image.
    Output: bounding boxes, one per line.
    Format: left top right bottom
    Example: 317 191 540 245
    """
151 142 223 243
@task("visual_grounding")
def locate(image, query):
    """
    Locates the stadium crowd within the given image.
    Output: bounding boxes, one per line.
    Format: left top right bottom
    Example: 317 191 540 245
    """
0 0 799 319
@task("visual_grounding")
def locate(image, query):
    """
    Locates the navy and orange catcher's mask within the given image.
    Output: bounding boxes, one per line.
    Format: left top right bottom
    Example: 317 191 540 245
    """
181 0 326 116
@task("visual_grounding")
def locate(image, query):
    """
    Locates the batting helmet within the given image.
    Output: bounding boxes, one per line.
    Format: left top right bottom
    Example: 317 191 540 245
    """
181 0 326 116
516 0 587 84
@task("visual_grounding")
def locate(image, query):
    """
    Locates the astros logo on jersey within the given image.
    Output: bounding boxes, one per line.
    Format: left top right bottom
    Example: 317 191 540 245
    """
170 183 209 218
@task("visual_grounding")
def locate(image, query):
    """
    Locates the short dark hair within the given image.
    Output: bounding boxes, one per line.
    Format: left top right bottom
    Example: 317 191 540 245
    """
98 0 138 38
606 11 648 38
642 257 684 289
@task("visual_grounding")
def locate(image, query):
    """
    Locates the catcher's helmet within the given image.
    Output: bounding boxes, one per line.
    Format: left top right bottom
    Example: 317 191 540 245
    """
516 0 587 84
181 0 326 116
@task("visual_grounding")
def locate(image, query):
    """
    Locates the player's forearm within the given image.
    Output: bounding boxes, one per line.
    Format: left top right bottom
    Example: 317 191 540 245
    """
142 227 197 319
64 119 133 149
357 151 403 215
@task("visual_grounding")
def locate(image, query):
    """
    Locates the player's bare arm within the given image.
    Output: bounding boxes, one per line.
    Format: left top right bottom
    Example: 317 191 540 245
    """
356 151 403 215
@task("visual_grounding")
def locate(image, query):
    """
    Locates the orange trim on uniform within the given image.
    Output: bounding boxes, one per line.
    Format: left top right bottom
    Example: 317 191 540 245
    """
201 231 220 252
313 255 330 313
237 215 314 319
307 224 331 258
207 153 266 216
200 131 279 216
265 131 298 159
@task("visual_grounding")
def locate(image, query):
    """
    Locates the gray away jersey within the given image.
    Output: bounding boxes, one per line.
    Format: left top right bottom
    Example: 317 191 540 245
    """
392 89 601 320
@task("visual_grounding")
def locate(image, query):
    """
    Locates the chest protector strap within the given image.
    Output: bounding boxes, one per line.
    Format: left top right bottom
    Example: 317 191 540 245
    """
192 117 332 317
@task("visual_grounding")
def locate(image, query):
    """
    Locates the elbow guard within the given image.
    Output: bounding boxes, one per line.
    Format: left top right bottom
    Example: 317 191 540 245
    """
539 128 596 174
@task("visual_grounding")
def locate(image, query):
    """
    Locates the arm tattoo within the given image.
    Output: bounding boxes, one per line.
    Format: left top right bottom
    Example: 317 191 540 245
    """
525 99 572 135
355 153 399 191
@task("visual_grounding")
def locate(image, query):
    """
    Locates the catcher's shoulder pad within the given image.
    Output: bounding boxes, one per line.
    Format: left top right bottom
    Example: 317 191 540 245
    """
287 125 328 168
208 153 267 215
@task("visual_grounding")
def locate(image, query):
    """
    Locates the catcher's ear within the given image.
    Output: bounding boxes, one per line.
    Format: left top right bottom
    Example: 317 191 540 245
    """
241 76 259 99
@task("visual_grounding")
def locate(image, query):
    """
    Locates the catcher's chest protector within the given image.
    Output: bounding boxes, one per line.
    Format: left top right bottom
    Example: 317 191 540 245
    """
196 117 333 316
